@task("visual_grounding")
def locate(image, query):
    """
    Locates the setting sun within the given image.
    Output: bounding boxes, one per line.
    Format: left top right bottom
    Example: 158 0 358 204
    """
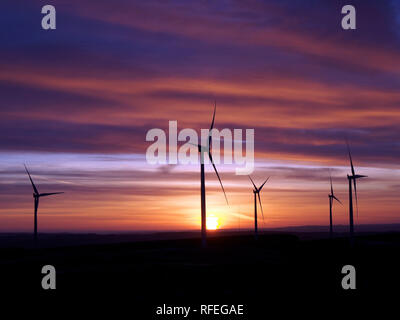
207 214 220 230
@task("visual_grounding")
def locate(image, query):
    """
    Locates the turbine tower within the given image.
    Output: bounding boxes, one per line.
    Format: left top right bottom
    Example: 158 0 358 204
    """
192 102 228 248
328 174 341 238
248 176 269 240
24 165 64 240
346 142 367 244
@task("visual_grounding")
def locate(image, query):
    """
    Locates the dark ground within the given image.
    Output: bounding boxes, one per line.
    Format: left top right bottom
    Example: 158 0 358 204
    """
1 231 398 318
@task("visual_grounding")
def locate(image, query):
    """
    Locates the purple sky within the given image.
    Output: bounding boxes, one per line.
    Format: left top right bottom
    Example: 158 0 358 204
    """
0 0 399 232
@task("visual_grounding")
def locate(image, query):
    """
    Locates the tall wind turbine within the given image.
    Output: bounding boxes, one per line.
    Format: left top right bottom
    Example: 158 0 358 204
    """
193 102 228 248
346 142 367 244
24 165 64 240
248 176 269 240
328 174 341 238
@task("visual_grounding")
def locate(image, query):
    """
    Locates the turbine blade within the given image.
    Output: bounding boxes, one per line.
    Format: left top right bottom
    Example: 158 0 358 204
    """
24 164 39 194
346 141 355 176
248 175 257 190
354 174 367 179
330 174 333 195
259 177 269 191
353 179 359 218
188 142 200 147
210 101 216 131
208 102 217 148
39 192 64 197
257 192 264 221
208 152 229 205
188 142 202 153
332 195 342 205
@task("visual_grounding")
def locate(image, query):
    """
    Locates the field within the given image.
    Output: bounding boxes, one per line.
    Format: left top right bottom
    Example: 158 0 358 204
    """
1 231 398 317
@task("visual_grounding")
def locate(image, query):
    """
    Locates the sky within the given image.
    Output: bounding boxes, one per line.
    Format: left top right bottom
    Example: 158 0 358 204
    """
0 0 399 232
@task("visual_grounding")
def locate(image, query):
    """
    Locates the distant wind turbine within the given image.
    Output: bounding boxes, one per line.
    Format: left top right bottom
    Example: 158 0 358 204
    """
346 142 367 244
248 176 269 240
192 102 228 248
328 174 341 238
24 165 64 240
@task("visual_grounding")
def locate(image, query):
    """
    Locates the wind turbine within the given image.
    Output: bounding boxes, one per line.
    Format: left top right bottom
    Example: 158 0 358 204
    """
328 174 341 238
193 102 228 248
346 142 367 244
248 176 269 240
24 165 64 240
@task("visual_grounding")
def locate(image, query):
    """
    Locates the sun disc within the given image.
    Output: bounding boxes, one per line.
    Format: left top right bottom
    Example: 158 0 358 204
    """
207 215 220 230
